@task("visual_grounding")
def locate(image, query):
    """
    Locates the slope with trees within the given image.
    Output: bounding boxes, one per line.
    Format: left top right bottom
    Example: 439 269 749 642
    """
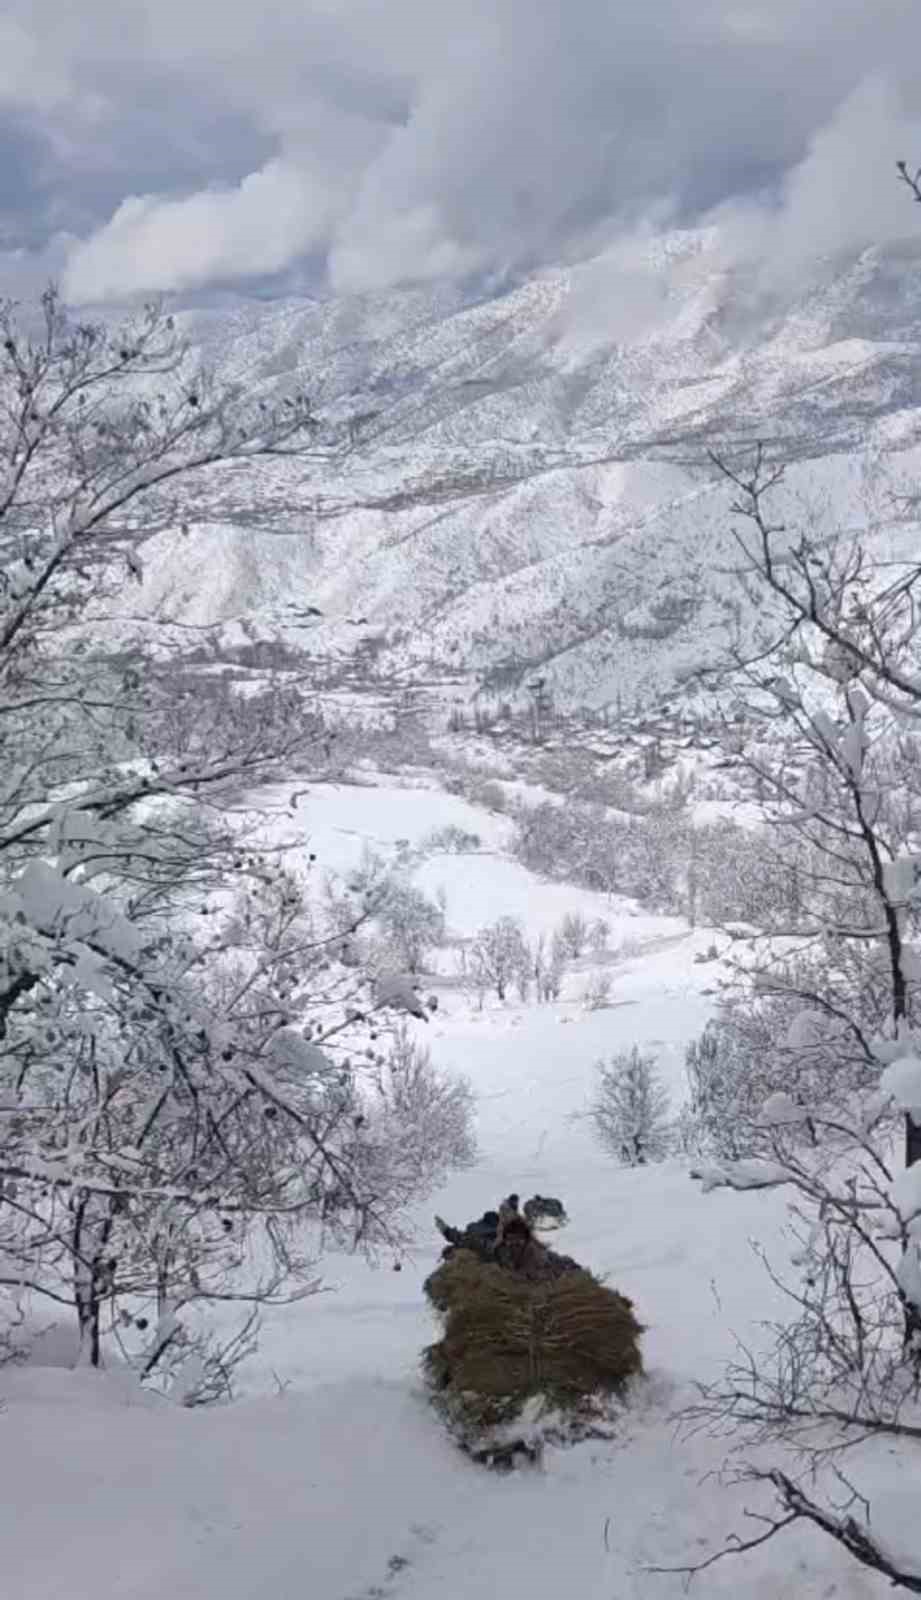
0 290 474 1389
675 161 921 1593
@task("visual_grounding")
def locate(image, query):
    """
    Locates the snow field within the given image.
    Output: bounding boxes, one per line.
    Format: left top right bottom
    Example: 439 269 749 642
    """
1 779 885 1599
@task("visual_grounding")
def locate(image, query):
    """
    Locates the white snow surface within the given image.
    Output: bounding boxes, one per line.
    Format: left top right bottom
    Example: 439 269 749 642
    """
881 1054 921 1123
0 779 893 1598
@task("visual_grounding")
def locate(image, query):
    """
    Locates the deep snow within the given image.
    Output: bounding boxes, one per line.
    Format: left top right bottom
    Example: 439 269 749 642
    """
0 779 891 1599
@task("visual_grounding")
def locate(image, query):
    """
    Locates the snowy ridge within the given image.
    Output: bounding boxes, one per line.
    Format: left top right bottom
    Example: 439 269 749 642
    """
111 229 921 705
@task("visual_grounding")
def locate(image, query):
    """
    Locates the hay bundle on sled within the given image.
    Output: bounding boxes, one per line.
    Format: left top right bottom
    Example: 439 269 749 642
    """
422 1201 643 1468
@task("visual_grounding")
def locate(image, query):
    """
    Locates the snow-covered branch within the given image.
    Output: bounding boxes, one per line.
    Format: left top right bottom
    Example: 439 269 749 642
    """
0 289 474 1374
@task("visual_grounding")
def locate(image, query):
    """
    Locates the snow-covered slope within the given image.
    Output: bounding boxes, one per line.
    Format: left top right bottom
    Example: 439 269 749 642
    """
123 231 921 706
1 778 886 1599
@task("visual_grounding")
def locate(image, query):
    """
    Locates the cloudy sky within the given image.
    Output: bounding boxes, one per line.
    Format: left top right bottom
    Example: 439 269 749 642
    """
3 0 921 305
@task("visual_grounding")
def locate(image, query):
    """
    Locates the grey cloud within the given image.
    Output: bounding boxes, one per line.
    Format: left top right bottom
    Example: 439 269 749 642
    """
0 122 56 248
0 0 920 302
698 75 921 296
0 235 76 301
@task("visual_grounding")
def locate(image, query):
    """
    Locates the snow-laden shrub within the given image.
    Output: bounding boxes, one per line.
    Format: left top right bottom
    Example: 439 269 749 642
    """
472 779 507 813
324 849 447 975
377 881 447 974
512 798 686 912
512 798 804 925
530 931 567 1004
557 910 590 959
463 916 531 1003
684 945 898 1162
682 1012 776 1162
134 1306 262 1407
693 822 805 928
581 971 613 1010
365 1023 477 1193
0 291 467 1373
423 824 482 853
591 1047 671 1166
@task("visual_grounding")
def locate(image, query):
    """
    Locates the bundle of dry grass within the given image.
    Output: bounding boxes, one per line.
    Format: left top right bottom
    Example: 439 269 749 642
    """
423 1247 643 1454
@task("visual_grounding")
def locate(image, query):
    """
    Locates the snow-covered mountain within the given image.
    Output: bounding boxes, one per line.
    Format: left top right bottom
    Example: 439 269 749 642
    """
126 229 921 707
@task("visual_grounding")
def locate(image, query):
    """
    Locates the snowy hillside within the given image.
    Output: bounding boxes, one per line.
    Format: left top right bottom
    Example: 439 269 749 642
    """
114 230 921 707
0 777 888 1599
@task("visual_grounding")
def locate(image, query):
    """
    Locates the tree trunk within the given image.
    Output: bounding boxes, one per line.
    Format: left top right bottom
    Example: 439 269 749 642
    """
905 1117 921 1354
76 1293 102 1368
72 1191 114 1369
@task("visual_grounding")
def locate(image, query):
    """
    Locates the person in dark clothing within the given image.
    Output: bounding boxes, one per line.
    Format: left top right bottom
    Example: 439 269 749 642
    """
433 1201 582 1282
434 1209 501 1262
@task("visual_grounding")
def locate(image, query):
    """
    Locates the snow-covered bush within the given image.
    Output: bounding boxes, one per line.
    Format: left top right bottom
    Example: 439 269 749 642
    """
556 910 589 960
464 916 531 1003
683 1005 797 1162
511 797 801 925
681 381 921 1589
376 880 447 974
442 763 510 813
473 779 507 813
0 291 462 1371
324 848 447 976
591 1047 671 1165
693 821 805 929
512 800 620 897
531 930 567 1003
423 824 482 853
365 1023 477 1194
132 1306 262 1407
685 941 896 1164
581 971 613 1011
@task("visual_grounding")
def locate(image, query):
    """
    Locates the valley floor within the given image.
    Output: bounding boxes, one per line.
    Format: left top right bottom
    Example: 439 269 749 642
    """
1 779 891 1599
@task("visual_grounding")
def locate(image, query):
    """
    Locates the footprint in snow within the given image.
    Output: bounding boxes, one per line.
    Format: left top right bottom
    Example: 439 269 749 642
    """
345 1523 441 1600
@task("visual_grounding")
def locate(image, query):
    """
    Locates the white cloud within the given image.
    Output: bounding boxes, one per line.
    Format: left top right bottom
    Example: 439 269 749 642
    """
329 205 483 295
3 0 920 301
63 157 347 300
763 76 921 281
705 74 921 290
